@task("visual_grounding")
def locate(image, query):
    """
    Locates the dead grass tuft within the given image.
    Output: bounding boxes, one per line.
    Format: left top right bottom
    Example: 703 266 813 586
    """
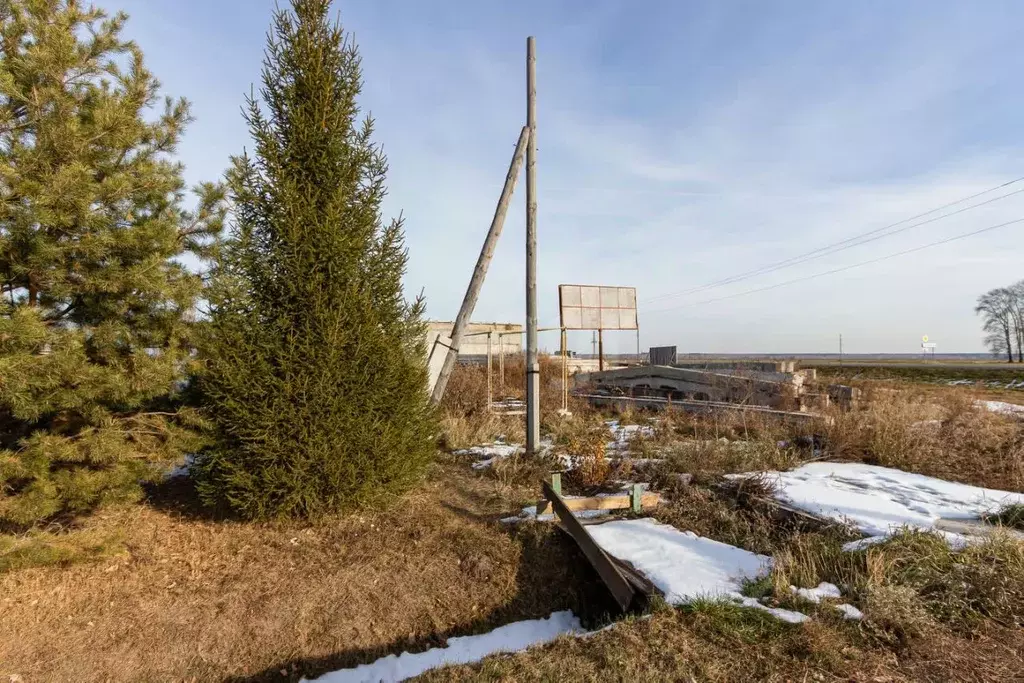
652 477 857 558
861 584 936 649
985 503 1024 530
438 354 592 451
486 453 551 497
562 428 610 489
437 412 525 451
763 527 1024 636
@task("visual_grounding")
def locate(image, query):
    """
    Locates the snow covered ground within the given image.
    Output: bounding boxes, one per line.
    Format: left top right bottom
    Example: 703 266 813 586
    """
948 379 1024 390
165 454 195 479
758 462 1024 547
589 518 769 604
454 442 523 470
588 518 858 623
605 420 655 453
307 611 583 683
977 399 1024 417
456 420 654 471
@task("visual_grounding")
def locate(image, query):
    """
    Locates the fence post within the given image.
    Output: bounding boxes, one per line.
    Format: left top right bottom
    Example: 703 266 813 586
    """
487 331 493 412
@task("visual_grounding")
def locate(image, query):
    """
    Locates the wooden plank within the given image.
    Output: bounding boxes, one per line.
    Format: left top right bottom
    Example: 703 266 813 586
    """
609 553 660 597
543 481 636 613
536 491 661 516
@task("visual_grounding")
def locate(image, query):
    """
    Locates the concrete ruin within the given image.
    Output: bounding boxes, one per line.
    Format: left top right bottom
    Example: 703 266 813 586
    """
425 321 522 363
575 360 858 416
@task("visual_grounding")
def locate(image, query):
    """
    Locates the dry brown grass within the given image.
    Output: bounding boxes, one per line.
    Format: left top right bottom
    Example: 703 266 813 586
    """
0 526 128 573
8 377 1024 682
0 461 613 683
438 412 526 451
439 354 592 450
421 598 1024 682
420 511 1024 682
418 602 905 682
824 384 1024 491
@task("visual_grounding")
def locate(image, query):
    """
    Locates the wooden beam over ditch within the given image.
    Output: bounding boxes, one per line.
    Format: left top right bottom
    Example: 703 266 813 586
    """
542 481 637 613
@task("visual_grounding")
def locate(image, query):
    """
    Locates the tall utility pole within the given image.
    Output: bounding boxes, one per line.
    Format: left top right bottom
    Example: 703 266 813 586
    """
525 36 540 454
839 333 843 366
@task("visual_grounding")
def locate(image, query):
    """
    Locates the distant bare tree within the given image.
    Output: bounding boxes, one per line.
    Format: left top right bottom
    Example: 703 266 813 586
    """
1010 280 1024 362
985 330 1012 362
977 287 1017 362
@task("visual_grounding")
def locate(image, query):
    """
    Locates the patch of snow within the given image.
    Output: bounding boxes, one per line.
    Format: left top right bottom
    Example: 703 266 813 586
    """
976 400 1024 417
759 462 1024 544
834 603 864 620
455 438 554 469
454 442 522 470
166 454 194 479
491 398 526 410
306 611 583 683
589 518 810 622
605 420 656 453
840 536 887 552
791 582 842 604
499 502 612 524
589 518 769 604
739 597 810 624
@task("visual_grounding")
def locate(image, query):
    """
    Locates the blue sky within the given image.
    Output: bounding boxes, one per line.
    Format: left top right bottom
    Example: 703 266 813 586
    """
117 0 1024 353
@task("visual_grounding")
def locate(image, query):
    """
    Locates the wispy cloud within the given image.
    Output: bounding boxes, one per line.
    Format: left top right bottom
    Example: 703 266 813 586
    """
117 0 1024 353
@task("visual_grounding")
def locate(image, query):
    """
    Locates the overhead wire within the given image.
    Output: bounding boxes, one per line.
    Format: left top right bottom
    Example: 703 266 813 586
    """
644 216 1024 313
642 175 1024 304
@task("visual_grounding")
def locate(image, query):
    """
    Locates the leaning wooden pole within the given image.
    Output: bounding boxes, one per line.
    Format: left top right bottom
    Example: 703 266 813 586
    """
429 126 531 405
525 36 540 454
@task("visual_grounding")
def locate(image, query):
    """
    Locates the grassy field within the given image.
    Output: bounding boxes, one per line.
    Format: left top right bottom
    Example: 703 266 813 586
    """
3 364 1024 681
810 360 1024 385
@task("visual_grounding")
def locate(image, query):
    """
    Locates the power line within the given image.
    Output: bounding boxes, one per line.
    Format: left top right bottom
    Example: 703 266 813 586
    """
645 216 1024 313
642 176 1024 304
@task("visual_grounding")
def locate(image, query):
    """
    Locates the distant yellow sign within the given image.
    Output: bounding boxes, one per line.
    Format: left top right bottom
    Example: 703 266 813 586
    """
922 335 929 343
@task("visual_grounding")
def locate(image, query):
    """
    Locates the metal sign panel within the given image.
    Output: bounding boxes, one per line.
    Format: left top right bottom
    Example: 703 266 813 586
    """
558 284 637 330
649 345 677 366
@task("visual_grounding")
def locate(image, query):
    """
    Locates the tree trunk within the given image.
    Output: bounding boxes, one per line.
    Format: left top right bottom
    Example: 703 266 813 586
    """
1016 317 1024 363
1006 326 1014 362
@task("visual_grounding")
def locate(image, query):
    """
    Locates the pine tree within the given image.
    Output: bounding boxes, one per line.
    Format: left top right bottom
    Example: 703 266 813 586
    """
0 0 226 529
195 0 435 519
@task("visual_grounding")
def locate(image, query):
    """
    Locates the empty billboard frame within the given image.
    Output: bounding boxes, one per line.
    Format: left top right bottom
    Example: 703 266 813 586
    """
558 284 638 331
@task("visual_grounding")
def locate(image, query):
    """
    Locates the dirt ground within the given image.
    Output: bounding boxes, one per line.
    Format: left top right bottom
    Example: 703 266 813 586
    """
0 457 611 683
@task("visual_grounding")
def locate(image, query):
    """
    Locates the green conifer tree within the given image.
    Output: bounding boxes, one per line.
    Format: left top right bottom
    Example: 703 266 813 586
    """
0 0 226 529
195 0 435 519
